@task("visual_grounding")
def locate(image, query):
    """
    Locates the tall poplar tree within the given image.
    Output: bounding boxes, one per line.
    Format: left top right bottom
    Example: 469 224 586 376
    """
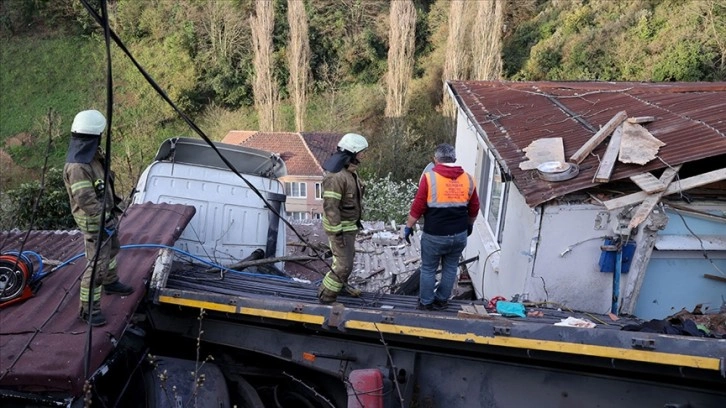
250 0 277 131
385 0 416 118
472 0 504 80
287 0 311 131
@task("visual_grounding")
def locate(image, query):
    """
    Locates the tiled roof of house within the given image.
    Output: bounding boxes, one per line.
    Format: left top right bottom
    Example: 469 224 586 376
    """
222 130 258 145
222 131 343 177
301 132 342 169
448 80 726 207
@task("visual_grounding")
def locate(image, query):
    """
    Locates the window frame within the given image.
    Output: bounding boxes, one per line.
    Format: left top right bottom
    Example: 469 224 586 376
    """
475 144 508 243
284 181 308 198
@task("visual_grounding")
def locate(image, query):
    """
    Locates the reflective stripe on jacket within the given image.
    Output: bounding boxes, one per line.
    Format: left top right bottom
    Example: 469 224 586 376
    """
425 171 474 207
421 170 473 235
322 167 363 234
63 153 117 233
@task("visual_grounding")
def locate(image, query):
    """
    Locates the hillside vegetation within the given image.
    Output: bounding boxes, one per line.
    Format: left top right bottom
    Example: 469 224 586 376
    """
1 0 724 228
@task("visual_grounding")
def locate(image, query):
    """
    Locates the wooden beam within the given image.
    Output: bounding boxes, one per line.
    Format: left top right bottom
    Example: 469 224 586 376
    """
569 110 628 164
629 172 666 193
627 116 656 124
628 165 681 230
593 125 623 183
704 274 726 283
603 168 726 210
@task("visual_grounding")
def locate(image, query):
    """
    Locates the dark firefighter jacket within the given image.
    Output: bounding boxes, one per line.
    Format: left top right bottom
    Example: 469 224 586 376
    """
63 151 120 233
322 165 364 235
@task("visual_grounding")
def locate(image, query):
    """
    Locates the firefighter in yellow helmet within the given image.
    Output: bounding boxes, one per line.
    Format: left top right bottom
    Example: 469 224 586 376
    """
318 133 368 304
63 110 133 327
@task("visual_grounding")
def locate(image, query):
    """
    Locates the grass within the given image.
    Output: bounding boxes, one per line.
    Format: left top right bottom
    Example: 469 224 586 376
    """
0 35 105 141
0 34 105 172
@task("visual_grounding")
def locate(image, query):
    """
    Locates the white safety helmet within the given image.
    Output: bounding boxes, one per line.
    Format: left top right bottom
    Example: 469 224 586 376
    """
337 133 368 154
71 110 106 136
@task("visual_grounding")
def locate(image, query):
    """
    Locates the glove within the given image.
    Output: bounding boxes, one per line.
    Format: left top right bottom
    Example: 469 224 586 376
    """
467 224 473 236
403 226 413 244
103 217 117 238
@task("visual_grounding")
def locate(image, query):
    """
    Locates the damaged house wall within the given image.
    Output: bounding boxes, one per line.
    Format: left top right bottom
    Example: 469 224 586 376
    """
632 205 726 319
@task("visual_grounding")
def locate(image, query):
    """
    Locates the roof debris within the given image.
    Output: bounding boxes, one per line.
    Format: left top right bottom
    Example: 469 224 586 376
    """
618 121 665 165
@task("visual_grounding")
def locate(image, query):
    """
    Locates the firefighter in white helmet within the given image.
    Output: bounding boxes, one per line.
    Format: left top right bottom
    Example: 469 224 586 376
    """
63 110 133 327
318 133 368 304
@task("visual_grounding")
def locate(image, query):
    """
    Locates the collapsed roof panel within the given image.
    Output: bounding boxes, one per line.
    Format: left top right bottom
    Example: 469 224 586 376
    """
448 81 726 207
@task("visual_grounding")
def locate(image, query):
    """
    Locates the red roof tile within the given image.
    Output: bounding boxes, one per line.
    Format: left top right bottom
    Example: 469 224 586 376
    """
448 81 726 206
223 131 336 176
222 130 259 145
0 203 195 397
301 132 343 169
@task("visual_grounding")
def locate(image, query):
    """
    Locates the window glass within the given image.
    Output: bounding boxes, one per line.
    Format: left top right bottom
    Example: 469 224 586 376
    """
286 211 309 221
284 182 307 198
475 145 506 242
477 149 491 218
487 169 503 234
315 183 322 199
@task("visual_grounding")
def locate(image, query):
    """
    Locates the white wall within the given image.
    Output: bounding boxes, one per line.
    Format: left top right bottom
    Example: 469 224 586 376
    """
526 204 645 313
454 107 539 301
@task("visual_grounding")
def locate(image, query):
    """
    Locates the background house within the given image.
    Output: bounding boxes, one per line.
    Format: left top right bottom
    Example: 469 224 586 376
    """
446 81 726 319
223 131 341 221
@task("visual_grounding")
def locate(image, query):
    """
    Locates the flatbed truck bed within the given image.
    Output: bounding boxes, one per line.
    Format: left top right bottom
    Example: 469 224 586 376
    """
148 259 726 407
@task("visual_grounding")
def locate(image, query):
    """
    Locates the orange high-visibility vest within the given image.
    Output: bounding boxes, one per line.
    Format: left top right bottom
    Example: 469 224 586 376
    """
425 170 474 208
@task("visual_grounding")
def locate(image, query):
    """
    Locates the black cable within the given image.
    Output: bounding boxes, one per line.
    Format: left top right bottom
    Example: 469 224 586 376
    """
81 0 115 382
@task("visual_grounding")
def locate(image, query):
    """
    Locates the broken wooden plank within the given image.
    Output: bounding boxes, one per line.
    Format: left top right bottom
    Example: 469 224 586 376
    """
704 274 726 283
457 304 491 319
570 110 628 164
603 168 726 210
627 116 656 124
593 125 624 183
628 165 681 229
619 121 665 165
629 172 666 193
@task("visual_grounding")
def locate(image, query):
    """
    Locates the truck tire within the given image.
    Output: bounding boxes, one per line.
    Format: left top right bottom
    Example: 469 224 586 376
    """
143 356 230 408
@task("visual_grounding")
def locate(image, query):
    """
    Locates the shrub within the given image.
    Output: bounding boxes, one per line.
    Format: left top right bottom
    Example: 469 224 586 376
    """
363 173 418 224
4 168 75 230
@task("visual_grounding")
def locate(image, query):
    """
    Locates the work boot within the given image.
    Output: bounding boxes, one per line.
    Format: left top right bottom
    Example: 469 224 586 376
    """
79 310 107 327
104 280 134 295
432 299 448 311
416 302 434 311
344 285 362 297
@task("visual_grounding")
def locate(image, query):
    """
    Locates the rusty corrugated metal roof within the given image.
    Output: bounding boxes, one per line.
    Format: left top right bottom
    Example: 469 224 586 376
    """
448 81 726 207
0 203 195 397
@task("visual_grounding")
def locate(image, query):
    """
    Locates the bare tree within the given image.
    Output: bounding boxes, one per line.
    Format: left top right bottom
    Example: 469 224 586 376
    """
287 0 311 131
250 0 278 131
198 1 247 66
472 0 504 80
703 0 726 71
441 0 469 118
385 0 416 118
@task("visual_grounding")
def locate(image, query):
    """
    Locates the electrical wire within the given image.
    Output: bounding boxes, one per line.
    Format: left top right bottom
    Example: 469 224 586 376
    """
669 207 725 276
50 243 295 282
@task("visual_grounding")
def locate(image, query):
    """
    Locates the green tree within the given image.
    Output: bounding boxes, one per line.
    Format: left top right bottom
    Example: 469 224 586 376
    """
3 168 74 230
